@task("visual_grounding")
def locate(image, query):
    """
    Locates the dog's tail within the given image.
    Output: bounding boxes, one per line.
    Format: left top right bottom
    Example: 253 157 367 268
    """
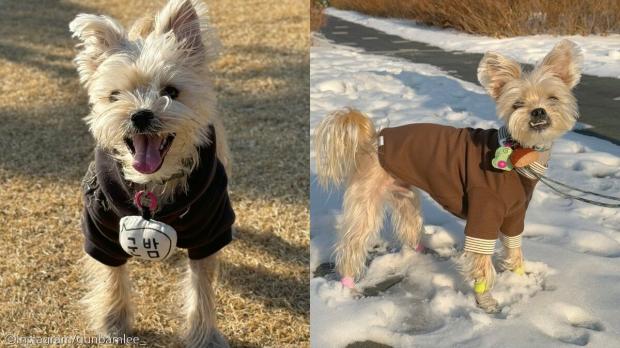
314 108 377 189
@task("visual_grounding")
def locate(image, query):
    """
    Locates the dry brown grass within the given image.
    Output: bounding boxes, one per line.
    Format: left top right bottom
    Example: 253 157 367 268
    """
311 1 326 32
331 0 620 37
0 0 309 347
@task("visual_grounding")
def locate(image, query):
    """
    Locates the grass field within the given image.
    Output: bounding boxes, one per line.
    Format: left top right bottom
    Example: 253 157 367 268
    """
330 0 620 37
0 0 309 347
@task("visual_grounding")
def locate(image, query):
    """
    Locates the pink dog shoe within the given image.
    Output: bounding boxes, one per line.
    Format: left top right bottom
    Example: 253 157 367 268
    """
341 277 355 289
415 243 425 253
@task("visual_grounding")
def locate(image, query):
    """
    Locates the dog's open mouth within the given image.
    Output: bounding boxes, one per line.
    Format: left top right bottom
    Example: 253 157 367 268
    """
124 133 175 174
529 119 550 131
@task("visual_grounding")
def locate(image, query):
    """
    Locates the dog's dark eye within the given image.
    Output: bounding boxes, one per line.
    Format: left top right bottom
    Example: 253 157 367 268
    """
512 101 524 109
549 96 559 101
109 90 121 102
161 85 179 99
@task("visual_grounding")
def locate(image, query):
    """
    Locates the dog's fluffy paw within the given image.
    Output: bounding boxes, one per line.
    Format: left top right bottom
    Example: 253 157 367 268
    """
209 330 230 348
89 308 133 338
475 292 500 314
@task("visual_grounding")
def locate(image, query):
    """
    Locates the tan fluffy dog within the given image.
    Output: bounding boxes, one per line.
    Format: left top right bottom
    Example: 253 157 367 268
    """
70 1 232 346
314 40 582 312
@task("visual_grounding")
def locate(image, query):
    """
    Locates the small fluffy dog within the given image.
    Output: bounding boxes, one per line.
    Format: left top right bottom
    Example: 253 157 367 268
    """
314 40 582 312
70 0 234 346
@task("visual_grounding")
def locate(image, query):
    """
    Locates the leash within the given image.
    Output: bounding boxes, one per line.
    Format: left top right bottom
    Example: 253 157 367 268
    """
526 169 620 208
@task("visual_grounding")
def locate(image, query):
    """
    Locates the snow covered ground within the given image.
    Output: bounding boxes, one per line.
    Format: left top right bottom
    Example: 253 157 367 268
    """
326 8 620 79
310 36 620 348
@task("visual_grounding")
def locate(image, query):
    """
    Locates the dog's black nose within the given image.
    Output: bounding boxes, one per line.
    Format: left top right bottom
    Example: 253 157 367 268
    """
529 107 551 130
131 109 154 131
530 108 547 119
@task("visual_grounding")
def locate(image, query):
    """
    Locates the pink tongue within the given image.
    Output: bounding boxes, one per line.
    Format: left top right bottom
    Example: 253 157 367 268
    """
132 134 163 174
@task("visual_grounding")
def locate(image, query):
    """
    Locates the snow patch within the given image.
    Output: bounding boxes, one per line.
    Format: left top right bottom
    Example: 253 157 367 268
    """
311 38 620 347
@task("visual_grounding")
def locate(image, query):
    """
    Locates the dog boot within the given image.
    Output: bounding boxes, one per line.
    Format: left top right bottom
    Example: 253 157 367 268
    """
341 276 355 289
503 261 526 275
512 265 525 276
415 243 426 253
500 263 525 275
341 277 364 298
474 280 499 313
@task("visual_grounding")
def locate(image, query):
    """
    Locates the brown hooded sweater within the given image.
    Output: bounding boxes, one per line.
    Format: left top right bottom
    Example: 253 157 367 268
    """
378 123 545 252
81 126 235 266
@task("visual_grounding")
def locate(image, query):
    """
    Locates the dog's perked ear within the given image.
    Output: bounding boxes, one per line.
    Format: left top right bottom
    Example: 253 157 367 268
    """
153 0 209 64
69 14 127 87
477 51 522 100
538 39 583 90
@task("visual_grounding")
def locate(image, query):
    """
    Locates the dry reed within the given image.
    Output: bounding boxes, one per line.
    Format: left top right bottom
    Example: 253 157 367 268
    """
331 0 620 37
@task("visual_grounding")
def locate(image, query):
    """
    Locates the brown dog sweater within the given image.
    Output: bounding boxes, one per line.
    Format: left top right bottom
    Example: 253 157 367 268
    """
82 125 235 266
378 123 546 254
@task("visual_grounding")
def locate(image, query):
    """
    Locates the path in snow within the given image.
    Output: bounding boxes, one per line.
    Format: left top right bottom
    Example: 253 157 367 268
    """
320 13 620 145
